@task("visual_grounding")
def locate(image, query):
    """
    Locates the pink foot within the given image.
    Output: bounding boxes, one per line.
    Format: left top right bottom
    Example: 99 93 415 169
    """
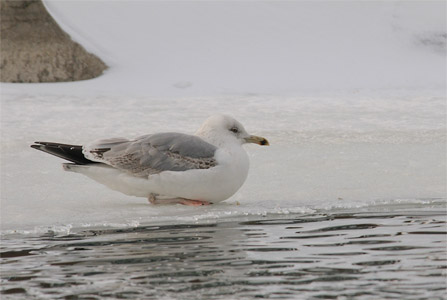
148 194 212 206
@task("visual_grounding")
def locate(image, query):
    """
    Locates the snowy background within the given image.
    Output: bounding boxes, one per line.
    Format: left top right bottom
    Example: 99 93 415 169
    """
1 1 445 233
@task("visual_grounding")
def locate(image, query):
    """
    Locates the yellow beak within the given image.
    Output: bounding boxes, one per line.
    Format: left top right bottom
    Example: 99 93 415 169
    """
244 135 269 146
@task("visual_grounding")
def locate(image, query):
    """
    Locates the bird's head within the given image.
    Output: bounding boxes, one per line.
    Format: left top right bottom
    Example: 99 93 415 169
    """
196 114 269 148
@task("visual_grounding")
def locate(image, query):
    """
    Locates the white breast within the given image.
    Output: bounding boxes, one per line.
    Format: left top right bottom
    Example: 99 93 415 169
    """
146 145 250 202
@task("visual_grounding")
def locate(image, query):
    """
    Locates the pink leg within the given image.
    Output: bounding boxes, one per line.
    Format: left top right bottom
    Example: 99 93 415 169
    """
178 199 212 206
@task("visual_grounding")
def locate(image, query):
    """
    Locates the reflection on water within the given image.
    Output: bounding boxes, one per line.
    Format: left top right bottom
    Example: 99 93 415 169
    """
1 210 446 299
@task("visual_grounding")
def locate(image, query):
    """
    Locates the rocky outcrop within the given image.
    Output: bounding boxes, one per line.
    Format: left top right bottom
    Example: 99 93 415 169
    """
1 0 107 83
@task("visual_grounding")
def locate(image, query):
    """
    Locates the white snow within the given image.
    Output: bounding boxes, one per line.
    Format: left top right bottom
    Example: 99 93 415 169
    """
1 1 445 234
5 0 446 96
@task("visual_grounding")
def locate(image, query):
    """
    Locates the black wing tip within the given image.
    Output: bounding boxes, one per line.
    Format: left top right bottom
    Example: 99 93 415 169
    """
31 142 52 150
31 141 55 148
31 143 49 150
29 141 96 165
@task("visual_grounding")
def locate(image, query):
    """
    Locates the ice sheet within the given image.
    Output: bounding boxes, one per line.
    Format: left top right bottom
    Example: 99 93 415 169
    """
1 93 445 233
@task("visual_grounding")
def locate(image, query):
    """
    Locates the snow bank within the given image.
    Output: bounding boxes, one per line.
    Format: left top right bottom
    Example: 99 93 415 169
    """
4 0 446 96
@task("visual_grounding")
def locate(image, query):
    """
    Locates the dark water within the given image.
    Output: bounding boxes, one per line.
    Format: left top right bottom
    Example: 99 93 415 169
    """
1 209 446 300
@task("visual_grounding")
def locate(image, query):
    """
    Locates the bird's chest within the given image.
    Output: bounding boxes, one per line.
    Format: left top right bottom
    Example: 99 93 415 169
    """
215 147 250 183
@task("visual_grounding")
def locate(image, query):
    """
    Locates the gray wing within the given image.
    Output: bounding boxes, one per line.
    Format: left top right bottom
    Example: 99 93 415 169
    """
83 133 218 177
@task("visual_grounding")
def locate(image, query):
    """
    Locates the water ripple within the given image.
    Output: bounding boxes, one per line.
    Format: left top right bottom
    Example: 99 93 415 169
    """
1 210 446 299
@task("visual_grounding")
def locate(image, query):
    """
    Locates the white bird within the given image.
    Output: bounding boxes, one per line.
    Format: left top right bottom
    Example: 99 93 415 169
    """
31 115 269 206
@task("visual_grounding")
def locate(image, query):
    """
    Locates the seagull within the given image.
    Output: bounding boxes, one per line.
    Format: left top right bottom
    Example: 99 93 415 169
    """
31 115 269 206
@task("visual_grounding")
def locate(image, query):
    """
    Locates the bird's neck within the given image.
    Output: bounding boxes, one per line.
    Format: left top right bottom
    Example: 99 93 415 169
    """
195 130 239 149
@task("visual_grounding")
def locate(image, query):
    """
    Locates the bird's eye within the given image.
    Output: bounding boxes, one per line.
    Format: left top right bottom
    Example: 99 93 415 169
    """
230 127 239 133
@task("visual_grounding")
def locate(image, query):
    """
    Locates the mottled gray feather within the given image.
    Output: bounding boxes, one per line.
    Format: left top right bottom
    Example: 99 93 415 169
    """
85 133 218 177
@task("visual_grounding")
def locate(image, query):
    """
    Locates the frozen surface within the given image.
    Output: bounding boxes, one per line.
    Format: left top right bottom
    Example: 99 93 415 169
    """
1 1 446 234
1 93 445 233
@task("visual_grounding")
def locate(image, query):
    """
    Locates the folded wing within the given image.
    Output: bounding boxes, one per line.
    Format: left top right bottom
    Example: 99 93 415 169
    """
83 133 218 177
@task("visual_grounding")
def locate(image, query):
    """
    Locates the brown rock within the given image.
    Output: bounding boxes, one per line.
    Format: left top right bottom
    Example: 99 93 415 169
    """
0 0 107 83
